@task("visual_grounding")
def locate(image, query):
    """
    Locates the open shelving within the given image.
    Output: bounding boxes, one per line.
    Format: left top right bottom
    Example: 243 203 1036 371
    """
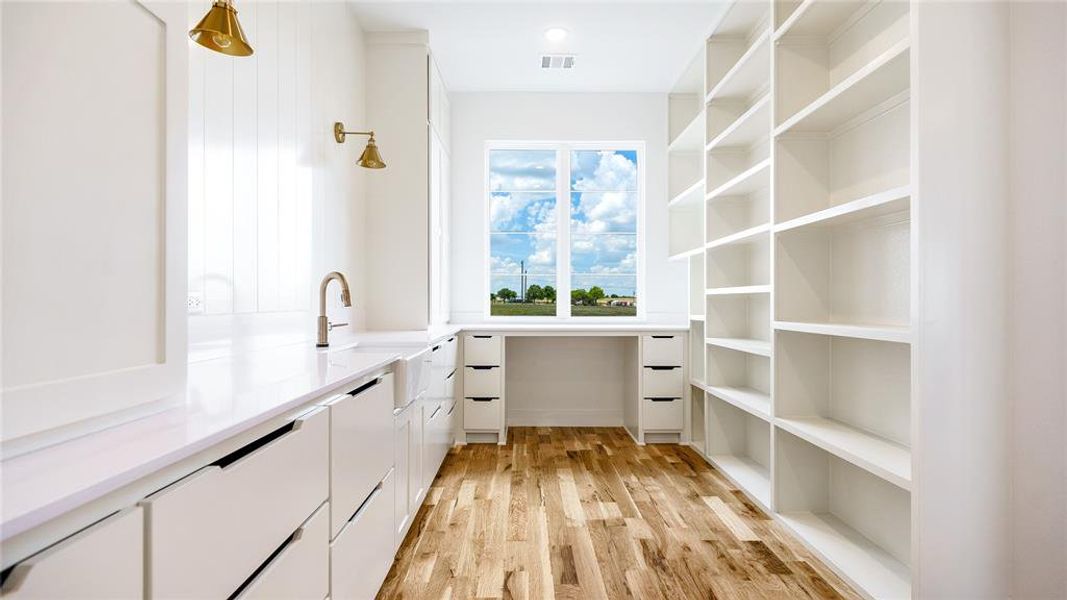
690 387 708 456
705 231 769 289
708 395 772 510
706 342 770 418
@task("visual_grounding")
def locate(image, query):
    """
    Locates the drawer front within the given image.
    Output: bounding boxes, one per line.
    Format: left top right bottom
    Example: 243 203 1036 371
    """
143 407 329 599
235 503 329 600
642 335 684 366
443 336 458 370
464 366 502 398
463 397 501 431
643 367 684 399
330 469 395 600
643 398 683 431
0 507 142 599
327 374 395 539
464 334 501 366
444 368 457 400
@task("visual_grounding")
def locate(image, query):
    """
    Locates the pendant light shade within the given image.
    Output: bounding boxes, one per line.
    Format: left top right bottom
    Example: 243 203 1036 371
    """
189 0 253 57
357 135 387 169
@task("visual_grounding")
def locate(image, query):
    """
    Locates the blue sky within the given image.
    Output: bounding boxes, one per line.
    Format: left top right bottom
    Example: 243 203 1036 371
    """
489 149 638 298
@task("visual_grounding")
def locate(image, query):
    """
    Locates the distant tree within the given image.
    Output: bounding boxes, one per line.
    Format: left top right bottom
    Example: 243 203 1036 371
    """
497 287 517 302
571 288 588 305
526 284 544 302
490 292 497 302
588 286 605 305
610 293 619 299
543 285 557 303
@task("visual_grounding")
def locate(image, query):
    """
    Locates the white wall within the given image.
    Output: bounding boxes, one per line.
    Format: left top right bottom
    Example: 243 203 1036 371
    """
187 0 367 358
449 92 687 324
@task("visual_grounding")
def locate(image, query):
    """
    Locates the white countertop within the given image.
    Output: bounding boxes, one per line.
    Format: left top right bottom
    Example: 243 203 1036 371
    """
0 322 683 540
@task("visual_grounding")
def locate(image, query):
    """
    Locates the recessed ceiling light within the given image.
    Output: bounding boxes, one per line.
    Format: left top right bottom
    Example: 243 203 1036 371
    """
544 27 568 43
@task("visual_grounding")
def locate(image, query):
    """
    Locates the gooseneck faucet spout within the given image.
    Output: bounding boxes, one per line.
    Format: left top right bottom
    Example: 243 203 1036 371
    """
317 271 352 347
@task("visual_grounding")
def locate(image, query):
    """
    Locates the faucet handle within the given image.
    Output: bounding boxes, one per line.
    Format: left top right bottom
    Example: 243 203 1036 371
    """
328 321 349 331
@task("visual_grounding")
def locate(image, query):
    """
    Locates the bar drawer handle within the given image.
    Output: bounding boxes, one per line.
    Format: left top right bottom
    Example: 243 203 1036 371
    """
651 335 675 339
646 366 680 371
469 397 497 402
647 398 678 402
472 335 493 339
469 365 497 370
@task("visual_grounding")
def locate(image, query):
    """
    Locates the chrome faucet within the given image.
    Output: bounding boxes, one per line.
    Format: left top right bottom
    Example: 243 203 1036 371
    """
317 271 352 347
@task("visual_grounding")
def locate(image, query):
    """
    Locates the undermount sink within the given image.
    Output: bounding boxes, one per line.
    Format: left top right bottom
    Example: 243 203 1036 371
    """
339 343 432 410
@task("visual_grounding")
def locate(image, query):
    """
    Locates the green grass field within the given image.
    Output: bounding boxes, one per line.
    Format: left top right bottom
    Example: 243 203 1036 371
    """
489 303 637 317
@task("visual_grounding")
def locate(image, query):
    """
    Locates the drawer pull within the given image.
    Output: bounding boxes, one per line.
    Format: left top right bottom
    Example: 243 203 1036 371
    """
429 405 442 420
469 365 496 371
432 345 441 352
472 335 493 339
227 524 303 600
651 335 675 339
344 479 385 530
448 337 456 342
213 421 296 469
648 397 678 402
447 404 456 416
647 366 680 371
348 377 381 397
446 369 456 380
469 397 497 402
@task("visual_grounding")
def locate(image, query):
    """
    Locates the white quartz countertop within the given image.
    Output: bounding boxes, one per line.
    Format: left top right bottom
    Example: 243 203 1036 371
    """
0 322 684 539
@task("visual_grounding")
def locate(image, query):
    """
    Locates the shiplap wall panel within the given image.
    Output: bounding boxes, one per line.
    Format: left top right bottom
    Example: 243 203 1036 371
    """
232 1 259 314
255 1 280 312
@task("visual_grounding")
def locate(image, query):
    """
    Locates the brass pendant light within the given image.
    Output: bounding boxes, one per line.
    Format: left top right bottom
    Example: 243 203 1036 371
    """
334 122 387 169
189 0 254 57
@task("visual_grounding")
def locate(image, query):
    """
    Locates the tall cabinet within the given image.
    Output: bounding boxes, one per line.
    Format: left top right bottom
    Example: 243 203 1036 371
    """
671 2 915 598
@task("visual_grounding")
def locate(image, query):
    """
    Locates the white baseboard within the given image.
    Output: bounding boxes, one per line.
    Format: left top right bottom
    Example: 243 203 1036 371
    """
506 408 623 427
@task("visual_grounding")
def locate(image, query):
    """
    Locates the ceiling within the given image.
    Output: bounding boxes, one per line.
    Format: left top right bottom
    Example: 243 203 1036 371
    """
349 1 729 93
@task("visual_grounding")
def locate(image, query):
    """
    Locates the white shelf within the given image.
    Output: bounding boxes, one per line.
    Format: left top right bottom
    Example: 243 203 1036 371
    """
777 512 911 600
690 378 707 390
775 186 911 233
668 111 706 153
705 159 770 202
708 454 771 511
706 336 772 357
705 284 771 296
776 39 910 135
705 223 770 250
706 94 771 152
689 314 705 322
706 386 770 421
775 416 911 490
775 0 868 42
668 246 704 262
706 29 771 103
668 178 706 208
774 321 911 344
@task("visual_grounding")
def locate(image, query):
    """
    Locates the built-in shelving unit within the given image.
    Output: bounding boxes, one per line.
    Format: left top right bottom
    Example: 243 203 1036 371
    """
669 1 916 597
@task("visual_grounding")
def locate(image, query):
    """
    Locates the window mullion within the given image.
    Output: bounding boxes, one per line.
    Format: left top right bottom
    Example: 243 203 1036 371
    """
558 146 571 319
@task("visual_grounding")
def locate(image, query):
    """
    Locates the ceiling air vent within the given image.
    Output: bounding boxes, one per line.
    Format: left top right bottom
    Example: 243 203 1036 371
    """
540 54 576 70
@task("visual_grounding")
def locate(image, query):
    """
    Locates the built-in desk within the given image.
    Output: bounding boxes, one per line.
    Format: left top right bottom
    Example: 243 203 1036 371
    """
451 324 689 445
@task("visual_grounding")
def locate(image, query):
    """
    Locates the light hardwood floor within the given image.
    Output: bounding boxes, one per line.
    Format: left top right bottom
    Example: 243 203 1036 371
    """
378 427 860 599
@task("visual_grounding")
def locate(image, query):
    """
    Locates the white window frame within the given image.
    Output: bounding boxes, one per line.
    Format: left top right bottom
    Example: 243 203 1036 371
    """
483 140 646 322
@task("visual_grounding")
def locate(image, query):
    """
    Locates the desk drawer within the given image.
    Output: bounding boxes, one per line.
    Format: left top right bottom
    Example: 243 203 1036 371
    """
143 407 329 599
234 503 329 600
463 397 501 431
464 335 502 366
643 367 683 398
324 374 394 539
642 335 683 367
643 398 683 431
464 366 502 398
0 507 142 599
330 469 395 600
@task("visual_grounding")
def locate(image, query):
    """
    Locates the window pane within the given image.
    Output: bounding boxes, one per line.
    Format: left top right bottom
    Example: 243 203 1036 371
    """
489 150 556 191
570 150 638 192
570 192 637 233
570 275 637 317
490 192 556 233
571 234 637 274
490 233 556 274
490 274 558 317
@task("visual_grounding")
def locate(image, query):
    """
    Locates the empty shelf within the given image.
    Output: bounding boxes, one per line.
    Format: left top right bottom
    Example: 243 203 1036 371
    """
668 179 706 208
706 95 771 152
669 111 706 153
708 454 771 511
706 223 770 250
706 30 772 103
775 0 870 41
775 416 911 489
706 337 772 357
775 186 911 233
706 159 771 202
706 284 771 296
706 386 771 420
774 321 911 344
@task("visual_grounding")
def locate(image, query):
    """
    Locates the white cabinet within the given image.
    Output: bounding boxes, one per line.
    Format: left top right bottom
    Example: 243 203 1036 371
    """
0 507 142 599
643 398 684 432
392 402 415 548
234 503 329 600
463 366 502 398
642 335 685 366
330 469 396 600
464 398 502 431
464 335 502 366
321 375 394 538
142 407 329 599
643 367 684 398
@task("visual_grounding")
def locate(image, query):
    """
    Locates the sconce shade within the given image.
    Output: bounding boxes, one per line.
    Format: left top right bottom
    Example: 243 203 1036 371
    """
357 136 387 169
189 1 253 57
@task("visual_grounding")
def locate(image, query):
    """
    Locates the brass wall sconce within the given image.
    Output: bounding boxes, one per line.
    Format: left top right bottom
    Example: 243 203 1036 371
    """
333 122 387 169
189 0 254 57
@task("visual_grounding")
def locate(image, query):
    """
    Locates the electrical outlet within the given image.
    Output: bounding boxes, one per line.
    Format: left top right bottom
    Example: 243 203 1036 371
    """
187 292 204 314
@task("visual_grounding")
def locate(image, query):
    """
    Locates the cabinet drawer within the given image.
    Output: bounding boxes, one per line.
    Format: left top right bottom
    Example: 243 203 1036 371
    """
643 398 683 431
143 407 329 599
444 367 457 400
0 507 142 599
443 336 458 370
463 397 501 431
464 334 501 366
642 335 684 366
464 366 502 398
643 367 684 399
330 469 395 600
324 374 394 539
235 503 329 600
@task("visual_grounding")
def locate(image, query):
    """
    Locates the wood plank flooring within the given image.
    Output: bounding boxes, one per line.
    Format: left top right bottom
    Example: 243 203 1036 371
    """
378 427 860 600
